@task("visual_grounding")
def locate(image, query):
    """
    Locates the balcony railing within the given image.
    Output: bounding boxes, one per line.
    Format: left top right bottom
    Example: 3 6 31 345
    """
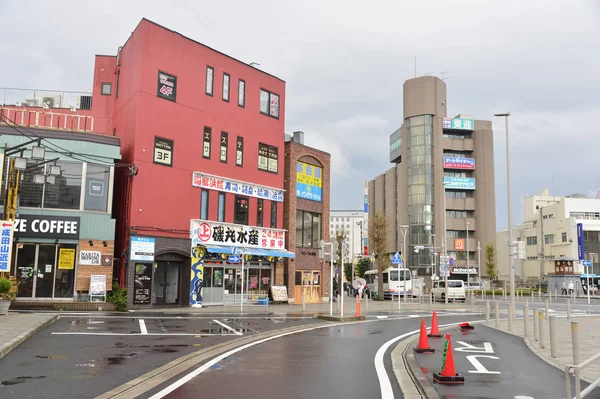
0 87 93 110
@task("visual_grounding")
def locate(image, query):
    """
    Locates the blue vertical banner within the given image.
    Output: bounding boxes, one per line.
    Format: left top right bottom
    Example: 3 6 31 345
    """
190 246 205 307
577 223 584 260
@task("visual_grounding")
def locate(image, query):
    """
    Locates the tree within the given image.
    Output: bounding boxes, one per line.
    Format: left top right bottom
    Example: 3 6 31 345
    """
356 257 371 278
370 212 390 300
344 261 352 282
485 244 497 285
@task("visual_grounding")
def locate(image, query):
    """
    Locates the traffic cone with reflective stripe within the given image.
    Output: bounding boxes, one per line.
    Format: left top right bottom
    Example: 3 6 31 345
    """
414 318 435 353
433 333 464 384
428 311 442 338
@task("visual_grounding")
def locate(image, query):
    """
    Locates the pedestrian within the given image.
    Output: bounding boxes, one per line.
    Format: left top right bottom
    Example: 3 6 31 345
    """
357 283 364 301
567 280 575 296
562 281 567 295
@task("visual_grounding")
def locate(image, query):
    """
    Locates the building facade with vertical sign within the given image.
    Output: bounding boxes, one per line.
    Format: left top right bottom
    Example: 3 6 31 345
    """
282 132 331 303
0 127 120 305
368 76 496 286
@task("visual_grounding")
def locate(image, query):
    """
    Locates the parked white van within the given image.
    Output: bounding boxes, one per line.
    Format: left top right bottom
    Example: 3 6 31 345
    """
431 280 466 302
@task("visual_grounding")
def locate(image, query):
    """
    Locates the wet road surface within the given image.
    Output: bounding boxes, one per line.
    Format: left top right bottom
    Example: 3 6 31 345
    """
414 324 600 398
142 314 476 399
0 315 322 399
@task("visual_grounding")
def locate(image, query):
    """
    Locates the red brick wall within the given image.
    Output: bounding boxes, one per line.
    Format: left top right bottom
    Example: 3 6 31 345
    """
283 141 331 302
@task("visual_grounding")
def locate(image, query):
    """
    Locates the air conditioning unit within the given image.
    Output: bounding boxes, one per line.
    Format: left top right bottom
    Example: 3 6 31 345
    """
24 98 39 107
42 96 62 108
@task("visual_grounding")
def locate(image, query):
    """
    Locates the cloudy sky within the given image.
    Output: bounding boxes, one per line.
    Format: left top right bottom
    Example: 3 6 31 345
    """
1 0 598 229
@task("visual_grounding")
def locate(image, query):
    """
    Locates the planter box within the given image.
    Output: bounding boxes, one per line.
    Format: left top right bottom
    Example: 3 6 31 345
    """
0 299 10 315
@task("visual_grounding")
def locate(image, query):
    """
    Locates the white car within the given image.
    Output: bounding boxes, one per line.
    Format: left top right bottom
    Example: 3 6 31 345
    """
431 280 466 302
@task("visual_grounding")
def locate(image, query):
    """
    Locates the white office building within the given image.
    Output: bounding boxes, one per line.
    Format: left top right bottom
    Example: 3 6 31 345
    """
330 210 368 263
496 189 600 284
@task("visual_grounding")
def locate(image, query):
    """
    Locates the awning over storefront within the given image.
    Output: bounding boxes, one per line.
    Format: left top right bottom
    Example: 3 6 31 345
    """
201 245 295 259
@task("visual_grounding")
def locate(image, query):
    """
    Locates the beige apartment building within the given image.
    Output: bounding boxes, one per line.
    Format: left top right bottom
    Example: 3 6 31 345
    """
368 76 496 282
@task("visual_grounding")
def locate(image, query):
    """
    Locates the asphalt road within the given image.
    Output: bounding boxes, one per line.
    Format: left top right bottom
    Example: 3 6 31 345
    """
140 313 476 399
414 324 600 398
0 314 322 399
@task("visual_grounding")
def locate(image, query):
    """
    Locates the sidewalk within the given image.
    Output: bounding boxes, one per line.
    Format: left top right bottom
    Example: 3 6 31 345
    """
486 313 600 382
0 312 59 359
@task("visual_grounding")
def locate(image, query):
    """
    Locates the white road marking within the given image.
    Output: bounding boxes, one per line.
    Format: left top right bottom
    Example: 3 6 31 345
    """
51 332 237 336
377 316 388 319
374 318 486 399
139 319 148 335
212 319 243 336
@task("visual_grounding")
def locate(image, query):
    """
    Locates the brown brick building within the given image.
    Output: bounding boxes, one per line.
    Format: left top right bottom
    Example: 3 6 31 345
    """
282 132 331 303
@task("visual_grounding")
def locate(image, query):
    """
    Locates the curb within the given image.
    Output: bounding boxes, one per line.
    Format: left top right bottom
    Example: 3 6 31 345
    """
313 314 366 322
0 314 60 360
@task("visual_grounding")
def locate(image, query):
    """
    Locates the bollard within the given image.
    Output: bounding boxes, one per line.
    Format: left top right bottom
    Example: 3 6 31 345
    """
355 295 361 317
508 303 513 332
545 299 549 319
365 293 369 314
549 290 551 303
533 310 539 341
430 291 433 306
302 289 306 312
495 301 500 327
485 300 490 324
571 321 580 365
549 315 557 358
391 294 395 310
523 302 529 337
492 290 495 301
336 294 340 312
539 310 545 349
539 290 542 300
567 298 571 319
531 291 534 301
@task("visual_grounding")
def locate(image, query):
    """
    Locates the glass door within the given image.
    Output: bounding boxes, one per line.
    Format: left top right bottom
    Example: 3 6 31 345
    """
15 244 36 297
35 245 57 298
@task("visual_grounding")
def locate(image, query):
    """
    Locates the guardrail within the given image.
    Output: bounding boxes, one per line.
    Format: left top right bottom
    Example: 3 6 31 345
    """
223 293 270 310
0 87 92 110
565 321 600 399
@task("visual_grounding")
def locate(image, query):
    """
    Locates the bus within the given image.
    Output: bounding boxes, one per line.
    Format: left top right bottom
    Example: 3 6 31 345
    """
364 268 415 299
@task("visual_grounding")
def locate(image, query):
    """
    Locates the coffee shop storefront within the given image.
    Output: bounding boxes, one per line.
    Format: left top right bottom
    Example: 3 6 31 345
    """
190 220 295 306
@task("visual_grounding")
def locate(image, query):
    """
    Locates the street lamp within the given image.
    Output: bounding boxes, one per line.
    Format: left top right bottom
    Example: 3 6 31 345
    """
494 112 514 330
443 181 450 306
350 211 360 283
399 224 409 306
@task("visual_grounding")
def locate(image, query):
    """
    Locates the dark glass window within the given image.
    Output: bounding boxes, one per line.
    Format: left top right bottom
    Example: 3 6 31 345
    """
201 190 209 220
234 196 249 225
270 202 277 228
257 199 264 227
218 193 225 222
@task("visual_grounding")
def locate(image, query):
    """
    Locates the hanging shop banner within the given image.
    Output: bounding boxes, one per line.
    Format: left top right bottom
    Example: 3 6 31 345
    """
13 215 80 239
192 172 284 202
0 220 15 272
58 248 75 270
130 237 155 262
190 246 205 307
577 223 584 260
157 70 177 102
443 117 474 130
296 161 323 202
133 263 152 305
79 250 101 266
443 157 475 170
191 220 285 250
443 176 476 190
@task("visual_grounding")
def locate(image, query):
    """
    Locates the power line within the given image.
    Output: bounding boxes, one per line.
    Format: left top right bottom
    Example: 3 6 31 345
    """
0 113 129 168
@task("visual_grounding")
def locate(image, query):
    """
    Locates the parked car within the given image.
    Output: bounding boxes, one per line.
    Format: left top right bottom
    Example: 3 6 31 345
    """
431 280 466 302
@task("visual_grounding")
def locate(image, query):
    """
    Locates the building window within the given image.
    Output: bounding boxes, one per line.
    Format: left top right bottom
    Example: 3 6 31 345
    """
101 83 112 96
42 161 83 210
562 232 567 242
544 234 555 245
270 202 277 228
220 132 228 163
203 127 211 159
116 70 120 98
259 89 280 118
236 136 243 167
234 196 249 225
201 190 209 220
222 73 230 102
295 210 322 248
257 199 264 227
258 143 278 173
446 230 467 239
218 193 226 222
445 190 468 198
84 164 110 212
206 66 214 96
446 210 468 218
526 236 537 246
238 79 245 107
526 256 538 261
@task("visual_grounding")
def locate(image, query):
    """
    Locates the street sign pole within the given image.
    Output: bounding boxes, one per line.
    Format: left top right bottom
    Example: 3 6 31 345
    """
341 239 346 317
583 260 592 305
240 247 245 313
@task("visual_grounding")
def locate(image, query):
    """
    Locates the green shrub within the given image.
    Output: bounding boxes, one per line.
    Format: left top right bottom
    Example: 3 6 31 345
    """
107 283 128 311
0 278 15 301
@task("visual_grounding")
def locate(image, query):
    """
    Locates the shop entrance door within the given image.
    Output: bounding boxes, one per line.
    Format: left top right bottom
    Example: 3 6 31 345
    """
14 244 58 298
154 261 180 305
294 270 321 303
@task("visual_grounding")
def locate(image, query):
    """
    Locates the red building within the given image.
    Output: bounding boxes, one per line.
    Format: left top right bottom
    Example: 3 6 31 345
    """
85 19 293 307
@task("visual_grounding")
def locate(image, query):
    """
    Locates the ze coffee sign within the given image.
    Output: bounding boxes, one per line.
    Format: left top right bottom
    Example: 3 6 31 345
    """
191 220 285 250
157 71 177 102
13 215 80 239
79 250 101 266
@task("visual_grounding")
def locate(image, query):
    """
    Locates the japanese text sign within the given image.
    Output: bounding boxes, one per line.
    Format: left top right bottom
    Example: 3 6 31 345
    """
0 221 15 272
192 172 284 202
443 117 474 130
296 161 323 202
443 157 475 170
444 176 476 190
191 220 286 250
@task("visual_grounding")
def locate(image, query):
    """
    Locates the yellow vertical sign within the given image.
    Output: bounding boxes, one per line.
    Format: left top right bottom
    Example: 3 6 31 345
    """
0 153 4 192
58 248 75 270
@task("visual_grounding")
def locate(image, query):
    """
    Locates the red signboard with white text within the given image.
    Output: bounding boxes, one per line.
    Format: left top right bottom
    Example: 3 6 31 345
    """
190 220 285 250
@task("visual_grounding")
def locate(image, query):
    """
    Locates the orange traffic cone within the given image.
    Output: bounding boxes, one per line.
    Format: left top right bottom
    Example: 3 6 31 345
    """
428 311 442 338
414 318 435 354
433 333 464 384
